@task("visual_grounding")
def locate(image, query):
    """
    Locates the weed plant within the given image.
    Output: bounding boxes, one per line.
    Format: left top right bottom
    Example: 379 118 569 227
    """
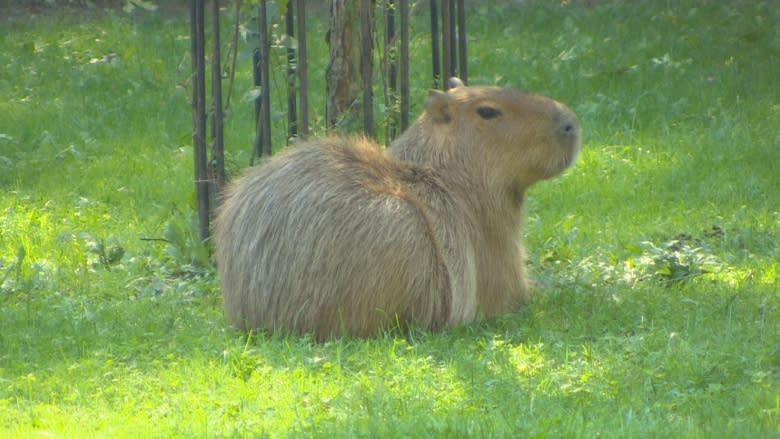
1 1 778 437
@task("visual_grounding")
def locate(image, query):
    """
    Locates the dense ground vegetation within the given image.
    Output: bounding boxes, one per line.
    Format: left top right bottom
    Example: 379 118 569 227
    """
1 1 778 437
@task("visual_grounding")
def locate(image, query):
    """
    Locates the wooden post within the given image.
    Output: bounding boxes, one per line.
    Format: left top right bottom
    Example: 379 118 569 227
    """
326 0 361 131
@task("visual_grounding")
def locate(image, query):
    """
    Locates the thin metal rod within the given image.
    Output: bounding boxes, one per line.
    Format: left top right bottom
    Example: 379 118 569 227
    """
456 0 467 84
400 0 409 129
211 0 225 192
190 0 209 240
296 0 309 139
447 0 456 80
252 5 261 160
254 0 272 158
385 0 397 141
429 0 440 88
441 0 452 88
285 2 297 140
252 28 261 155
360 1 374 138
387 1 396 86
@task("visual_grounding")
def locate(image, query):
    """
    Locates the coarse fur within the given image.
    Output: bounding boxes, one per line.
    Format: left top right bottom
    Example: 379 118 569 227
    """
215 78 581 340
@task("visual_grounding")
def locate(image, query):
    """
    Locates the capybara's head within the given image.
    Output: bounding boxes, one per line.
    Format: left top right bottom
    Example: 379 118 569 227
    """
423 78 581 192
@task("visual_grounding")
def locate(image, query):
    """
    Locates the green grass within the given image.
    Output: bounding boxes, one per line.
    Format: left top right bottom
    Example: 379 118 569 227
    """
1 1 778 437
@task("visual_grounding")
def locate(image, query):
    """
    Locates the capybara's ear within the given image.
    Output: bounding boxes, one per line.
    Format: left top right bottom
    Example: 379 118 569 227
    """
425 89 453 123
447 77 465 89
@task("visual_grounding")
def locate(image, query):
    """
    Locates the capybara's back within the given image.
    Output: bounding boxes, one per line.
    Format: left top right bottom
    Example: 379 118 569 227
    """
215 79 581 340
215 137 455 338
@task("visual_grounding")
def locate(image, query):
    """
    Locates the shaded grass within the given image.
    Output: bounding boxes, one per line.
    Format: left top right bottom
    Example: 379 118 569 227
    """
1 1 779 437
2 278 776 437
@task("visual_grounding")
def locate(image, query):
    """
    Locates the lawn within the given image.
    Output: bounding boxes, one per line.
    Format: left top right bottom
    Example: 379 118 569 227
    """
1 1 778 437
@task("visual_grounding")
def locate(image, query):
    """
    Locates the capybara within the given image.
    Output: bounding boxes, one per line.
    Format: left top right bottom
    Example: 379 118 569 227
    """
215 78 581 340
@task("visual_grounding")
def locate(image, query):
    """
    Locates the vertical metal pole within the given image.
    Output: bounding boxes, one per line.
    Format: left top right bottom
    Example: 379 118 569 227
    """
285 2 297 141
211 0 225 194
251 23 262 160
447 0 456 80
255 0 272 158
385 0 397 141
429 0 440 89
296 0 309 139
456 0 467 84
360 0 374 138
441 0 452 88
386 0 396 80
190 0 209 240
251 6 265 158
399 0 409 130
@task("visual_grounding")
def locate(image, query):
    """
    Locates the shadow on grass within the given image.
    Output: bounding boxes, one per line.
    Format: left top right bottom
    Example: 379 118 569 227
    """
2 270 777 436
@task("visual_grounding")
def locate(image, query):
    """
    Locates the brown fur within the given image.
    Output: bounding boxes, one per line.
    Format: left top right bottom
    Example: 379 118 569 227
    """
214 79 581 340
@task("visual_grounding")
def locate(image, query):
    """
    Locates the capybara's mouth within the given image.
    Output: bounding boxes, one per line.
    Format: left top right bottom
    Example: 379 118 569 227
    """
566 137 582 168
562 125 582 169
563 148 580 169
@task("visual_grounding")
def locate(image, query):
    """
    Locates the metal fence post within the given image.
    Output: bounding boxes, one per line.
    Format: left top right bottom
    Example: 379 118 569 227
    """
190 0 209 240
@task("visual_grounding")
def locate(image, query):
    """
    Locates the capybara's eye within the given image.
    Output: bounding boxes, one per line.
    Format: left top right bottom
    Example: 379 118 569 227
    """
476 106 502 119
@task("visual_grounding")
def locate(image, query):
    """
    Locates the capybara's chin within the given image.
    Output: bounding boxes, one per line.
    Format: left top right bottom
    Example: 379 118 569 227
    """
215 77 581 340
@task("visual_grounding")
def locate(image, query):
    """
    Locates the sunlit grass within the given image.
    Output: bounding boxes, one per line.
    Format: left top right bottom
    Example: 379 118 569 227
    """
1 1 778 437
